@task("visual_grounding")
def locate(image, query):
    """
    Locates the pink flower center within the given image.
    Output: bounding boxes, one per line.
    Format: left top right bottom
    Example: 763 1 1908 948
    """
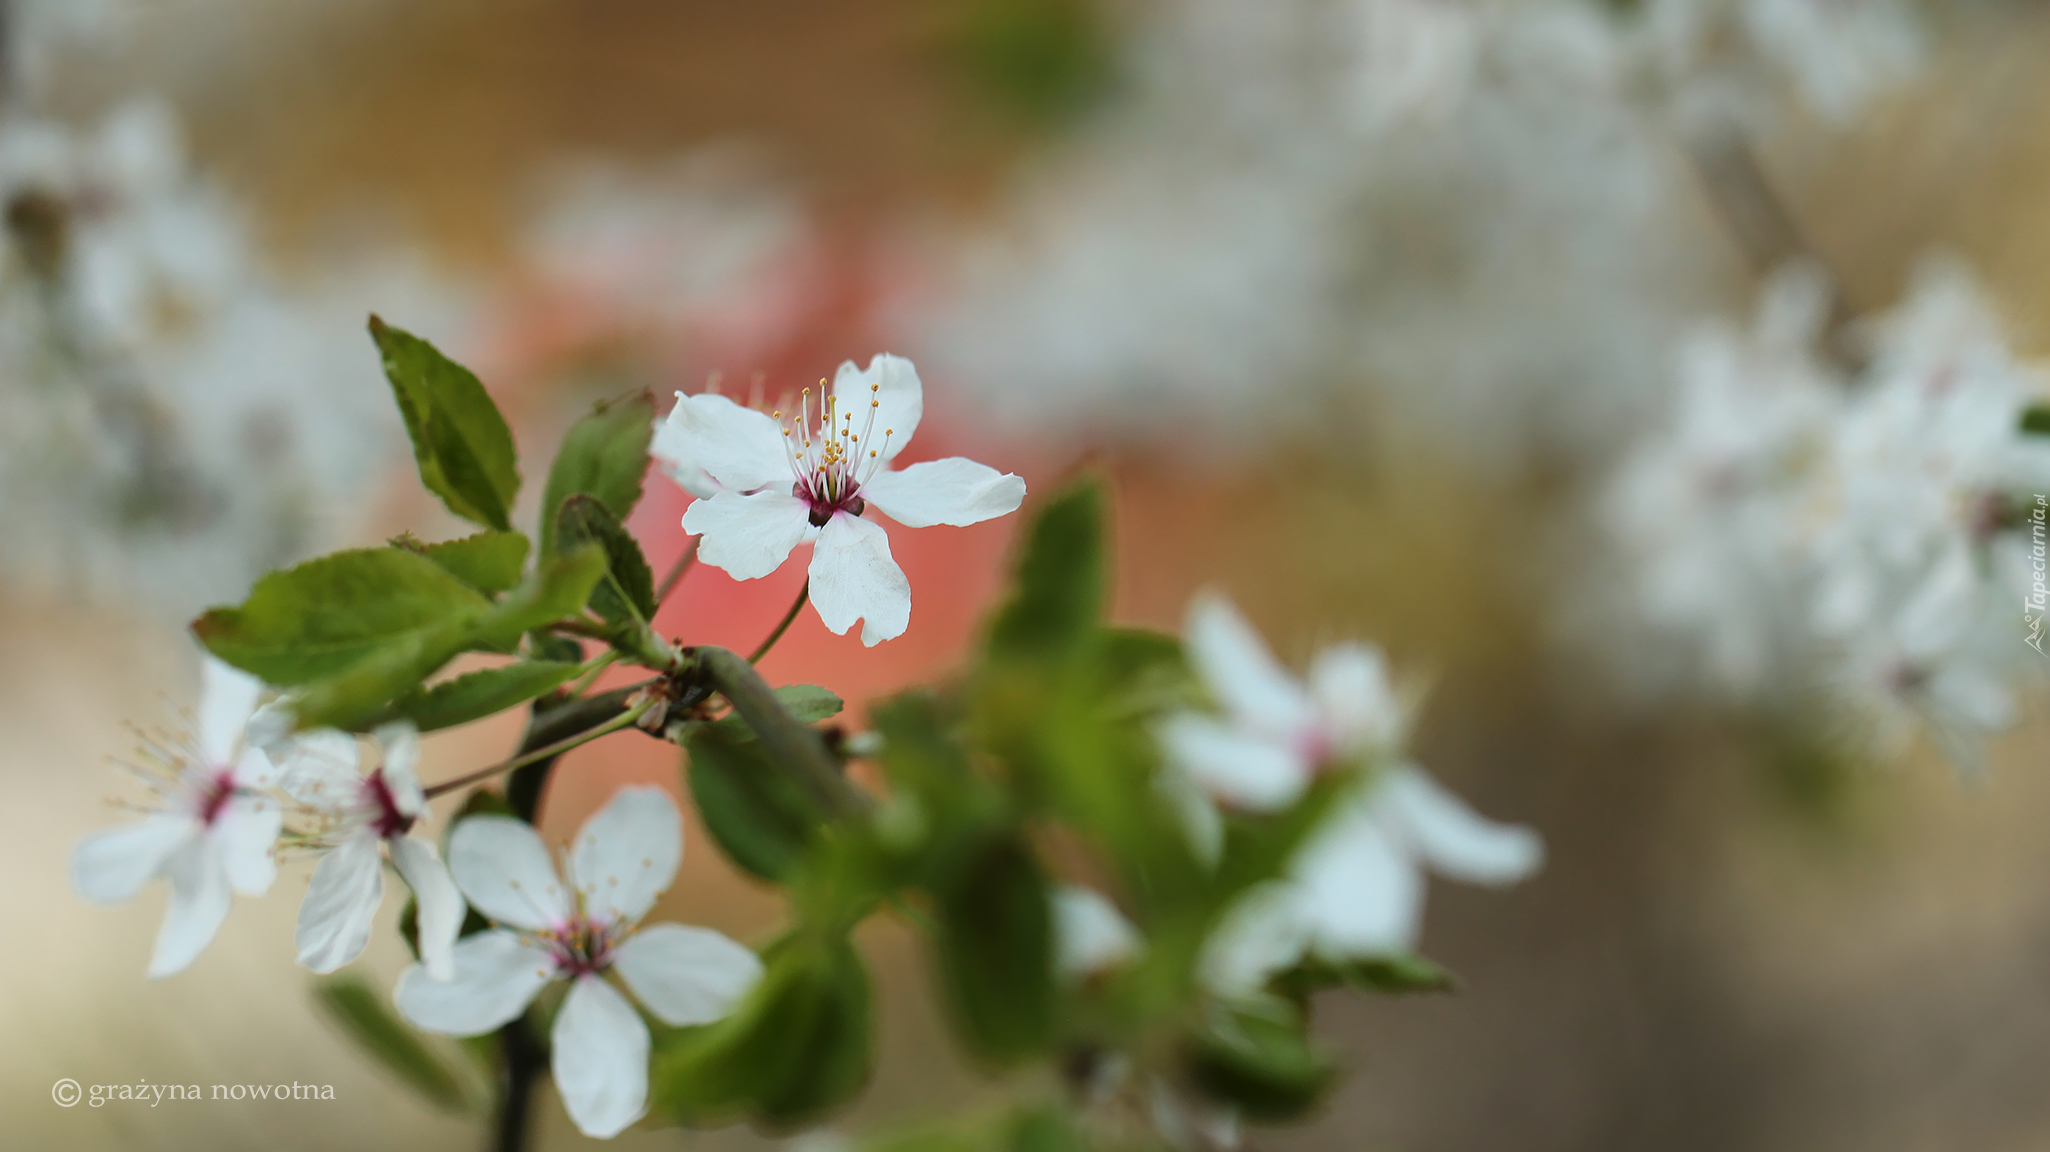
775 381 893 527
364 769 414 840
195 768 238 826
544 915 623 978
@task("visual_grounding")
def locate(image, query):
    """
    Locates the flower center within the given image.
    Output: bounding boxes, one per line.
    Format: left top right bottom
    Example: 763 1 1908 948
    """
544 915 622 978
775 381 893 527
363 769 414 840
194 768 238 826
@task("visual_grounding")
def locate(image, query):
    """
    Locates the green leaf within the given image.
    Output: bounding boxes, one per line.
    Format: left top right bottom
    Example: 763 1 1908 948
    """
288 621 475 731
652 934 872 1128
1270 952 1457 1004
932 837 1056 1065
473 544 610 649
1187 1002 1334 1123
312 974 472 1113
986 477 1104 661
2022 403 2050 436
400 531 530 595
554 494 656 627
370 315 521 531
775 684 845 723
193 547 490 685
539 391 655 555
387 661 582 732
1007 1107 1088 1152
279 548 602 731
705 685 845 738
686 721 831 882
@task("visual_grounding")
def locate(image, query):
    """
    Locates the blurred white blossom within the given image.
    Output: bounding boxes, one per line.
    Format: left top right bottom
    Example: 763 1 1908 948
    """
0 96 460 616
1603 256 2050 768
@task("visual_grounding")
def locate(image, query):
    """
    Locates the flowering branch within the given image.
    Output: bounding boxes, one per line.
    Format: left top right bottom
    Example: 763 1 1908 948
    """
687 643 861 814
421 697 654 800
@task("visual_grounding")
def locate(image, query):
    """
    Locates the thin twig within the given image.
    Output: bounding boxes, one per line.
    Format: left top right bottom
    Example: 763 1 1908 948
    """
655 537 699 606
748 580 810 664
422 699 651 799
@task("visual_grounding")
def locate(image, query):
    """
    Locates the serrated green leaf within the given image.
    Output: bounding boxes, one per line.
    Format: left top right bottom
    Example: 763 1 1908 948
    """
370 316 521 531
539 392 655 555
933 837 1056 1065
652 934 872 1128
312 974 472 1113
192 548 490 685
555 494 655 627
288 621 475 731
686 721 830 882
986 478 1104 662
387 661 582 732
400 531 530 595
472 544 609 649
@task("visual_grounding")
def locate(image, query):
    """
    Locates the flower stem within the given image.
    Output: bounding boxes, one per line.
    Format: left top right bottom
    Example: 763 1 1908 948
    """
689 644 861 813
423 698 652 800
655 537 699 606
567 650 618 697
493 1015 545 1152
748 580 810 663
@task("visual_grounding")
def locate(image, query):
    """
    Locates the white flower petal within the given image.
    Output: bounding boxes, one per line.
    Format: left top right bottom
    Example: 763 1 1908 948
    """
149 837 233 978
295 830 384 974
1293 800 1424 956
1306 643 1403 756
198 656 264 766
1155 712 1310 811
1379 766 1543 886
656 390 793 496
833 353 923 464
861 458 1026 529
74 815 194 903
1158 767 1224 865
612 923 763 1026
391 835 467 982
683 489 813 581
808 512 911 646
1052 886 1142 981
217 794 282 896
395 929 556 1035
232 744 281 789
449 816 571 931
276 730 362 810
569 787 682 926
1184 592 1318 735
374 723 427 817
552 975 651 1139
1198 881 1311 995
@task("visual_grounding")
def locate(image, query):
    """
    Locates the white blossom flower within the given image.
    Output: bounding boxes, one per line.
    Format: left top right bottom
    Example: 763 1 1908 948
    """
654 353 1026 645
280 723 465 981
394 787 762 1139
1603 262 1842 697
1154 592 1541 993
72 656 283 978
1052 885 1143 982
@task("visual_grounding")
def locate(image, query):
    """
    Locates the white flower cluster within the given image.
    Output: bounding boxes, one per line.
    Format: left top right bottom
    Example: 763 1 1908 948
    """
0 97 457 616
1059 591 1542 992
72 658 762 1138
920 0 1933 464
1605 257 2050 768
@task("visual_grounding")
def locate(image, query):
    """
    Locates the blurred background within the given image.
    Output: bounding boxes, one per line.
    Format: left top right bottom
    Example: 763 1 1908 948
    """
10 0 2050 1149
